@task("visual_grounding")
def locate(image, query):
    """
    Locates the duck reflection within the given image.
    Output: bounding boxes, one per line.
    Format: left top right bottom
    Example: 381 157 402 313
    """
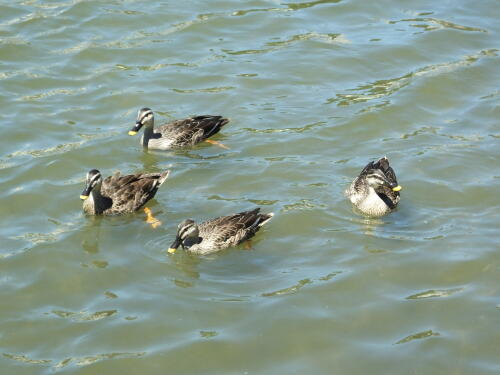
81 216 103 254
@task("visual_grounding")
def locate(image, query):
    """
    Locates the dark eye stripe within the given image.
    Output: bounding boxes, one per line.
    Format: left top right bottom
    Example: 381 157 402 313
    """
179 225 189 236
140 112 152 121
179 223 194 237
89 174 101 184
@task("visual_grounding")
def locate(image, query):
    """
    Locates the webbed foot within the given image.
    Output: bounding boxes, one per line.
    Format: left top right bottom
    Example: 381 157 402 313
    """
205 139 230 149
144 207 161 228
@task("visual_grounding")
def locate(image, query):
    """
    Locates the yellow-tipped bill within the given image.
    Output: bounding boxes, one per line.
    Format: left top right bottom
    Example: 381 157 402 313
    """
167 248 176 254
80 195 89 200
392 185 402 192
128 130 137 136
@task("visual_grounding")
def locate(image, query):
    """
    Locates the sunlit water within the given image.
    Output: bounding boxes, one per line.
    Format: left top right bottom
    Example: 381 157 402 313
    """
1 0 499 374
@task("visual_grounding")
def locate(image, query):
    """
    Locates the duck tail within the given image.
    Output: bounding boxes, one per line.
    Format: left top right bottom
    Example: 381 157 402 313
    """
374 156 398 185
359 161 375 176
201 116 229 138
374 156 391 171
218 117 230 128
158 170 170 186
257 212 274 227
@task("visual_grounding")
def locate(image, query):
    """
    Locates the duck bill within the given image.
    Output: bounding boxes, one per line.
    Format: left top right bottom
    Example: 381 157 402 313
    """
80 185 93 200
168 237 182 254
392 185 402 192
128 121 143 136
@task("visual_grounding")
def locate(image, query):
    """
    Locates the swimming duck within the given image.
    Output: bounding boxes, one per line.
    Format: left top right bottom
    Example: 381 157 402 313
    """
168 208 274 255
80 169 169 215
345 157 402 217
128 107 229 150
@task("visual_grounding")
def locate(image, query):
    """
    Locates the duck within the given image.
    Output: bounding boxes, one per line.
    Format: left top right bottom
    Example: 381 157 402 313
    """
168 208 274 255
128 107 229 150
80 169 169 215
345 157 402 217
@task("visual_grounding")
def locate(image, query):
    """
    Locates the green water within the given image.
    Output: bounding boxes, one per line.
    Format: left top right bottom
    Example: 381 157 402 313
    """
1 0 499 374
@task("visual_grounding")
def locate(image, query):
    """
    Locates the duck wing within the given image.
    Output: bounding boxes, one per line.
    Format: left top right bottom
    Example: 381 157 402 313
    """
373 157 398 184
158 115 229 146
359 161 376 176
200 208 273 247
372 157 400 208
102 171 169 214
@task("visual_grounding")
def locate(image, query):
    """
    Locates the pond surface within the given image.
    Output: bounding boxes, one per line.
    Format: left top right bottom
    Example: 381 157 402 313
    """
0 0 499 374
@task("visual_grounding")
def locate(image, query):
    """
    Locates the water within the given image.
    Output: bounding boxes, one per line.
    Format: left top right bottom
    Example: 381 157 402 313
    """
1 0 499 373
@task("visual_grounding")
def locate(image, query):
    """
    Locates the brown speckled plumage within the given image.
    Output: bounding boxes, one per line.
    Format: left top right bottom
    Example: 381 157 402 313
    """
345 157 401 217
169 208 274 255
81 169 169 215
130 108 229 150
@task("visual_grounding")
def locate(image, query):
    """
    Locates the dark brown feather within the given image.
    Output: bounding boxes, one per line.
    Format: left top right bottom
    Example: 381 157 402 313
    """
99 171 168 215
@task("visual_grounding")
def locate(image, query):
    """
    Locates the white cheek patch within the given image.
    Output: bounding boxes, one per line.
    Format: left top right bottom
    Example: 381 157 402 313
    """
180 225 197 239
367 176 385 187
179 226 190 239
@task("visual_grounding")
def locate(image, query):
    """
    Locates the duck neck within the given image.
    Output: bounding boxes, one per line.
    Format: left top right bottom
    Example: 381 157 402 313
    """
89 186 107 215
184 235 202 248
142 122 154 148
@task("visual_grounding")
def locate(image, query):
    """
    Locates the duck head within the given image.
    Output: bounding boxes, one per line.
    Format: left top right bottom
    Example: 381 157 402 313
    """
168 219 200 253
365 169 402 192
129 107 154 136
80 169 103 200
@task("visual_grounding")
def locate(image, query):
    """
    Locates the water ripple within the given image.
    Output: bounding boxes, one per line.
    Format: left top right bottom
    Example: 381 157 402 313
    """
232 0 342 16
242 121 327 134
223 32 348 56
326 49 498 106
172 86 235 94
51 309 117 321
261 271 341 297
394 329 440 345
406 287 464 300
389 17 488 33
0 131 120 170
19 87 87 101
283 0 342 11
2 353 51 365
262 278 312 297
58 351 146 368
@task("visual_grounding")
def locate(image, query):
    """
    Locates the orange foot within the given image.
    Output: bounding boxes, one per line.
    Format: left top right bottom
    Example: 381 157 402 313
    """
244 240 253 250
205 139 230 150
144 207 161 229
